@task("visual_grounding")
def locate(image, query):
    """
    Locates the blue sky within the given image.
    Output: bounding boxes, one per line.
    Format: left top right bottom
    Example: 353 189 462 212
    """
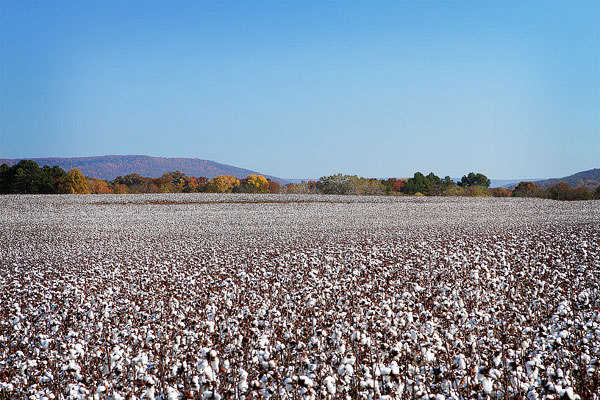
1 1 598 179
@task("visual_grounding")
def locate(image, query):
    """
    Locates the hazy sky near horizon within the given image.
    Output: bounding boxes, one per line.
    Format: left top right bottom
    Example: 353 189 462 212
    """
1 1 598 179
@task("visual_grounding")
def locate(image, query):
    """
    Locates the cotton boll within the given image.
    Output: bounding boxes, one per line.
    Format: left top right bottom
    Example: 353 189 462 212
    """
324 376 336 394
481 377 493 394
166 387 180 400
454 355 466 370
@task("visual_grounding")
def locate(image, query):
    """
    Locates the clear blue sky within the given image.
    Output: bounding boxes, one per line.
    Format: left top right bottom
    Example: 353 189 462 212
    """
1 1 598 179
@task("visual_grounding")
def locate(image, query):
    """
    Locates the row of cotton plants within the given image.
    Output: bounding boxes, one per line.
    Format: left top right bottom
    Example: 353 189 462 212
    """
0 194 598 399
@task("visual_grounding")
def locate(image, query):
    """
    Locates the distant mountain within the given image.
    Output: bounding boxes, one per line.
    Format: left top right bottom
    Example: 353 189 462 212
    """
0 155 289 184
532 168 600 189
504 168 600 189
489 178 543 188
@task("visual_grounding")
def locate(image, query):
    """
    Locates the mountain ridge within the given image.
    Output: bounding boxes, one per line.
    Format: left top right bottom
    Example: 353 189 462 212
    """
504 168 600 189
0 155 289 184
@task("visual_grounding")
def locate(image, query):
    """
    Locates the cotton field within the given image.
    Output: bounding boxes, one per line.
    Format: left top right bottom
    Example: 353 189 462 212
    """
0 194 599 400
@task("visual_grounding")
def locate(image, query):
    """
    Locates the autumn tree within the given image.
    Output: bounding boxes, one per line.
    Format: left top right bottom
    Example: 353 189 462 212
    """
383 178 405 194
206 175 240 193
87 178 113 194
512 181 541 198
190 176 208 192
281 183 300 194
268 180 280 194
573 185 592 200
356 178 385 195
62 168 90 194
239 174 269 193
489 187 512 197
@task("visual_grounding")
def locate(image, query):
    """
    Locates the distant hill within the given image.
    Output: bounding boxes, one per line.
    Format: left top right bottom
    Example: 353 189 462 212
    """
489 178 543 188
0 155 289 184
505 168 600 189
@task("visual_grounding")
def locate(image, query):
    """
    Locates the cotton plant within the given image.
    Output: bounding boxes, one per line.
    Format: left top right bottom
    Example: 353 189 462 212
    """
0 194 598 398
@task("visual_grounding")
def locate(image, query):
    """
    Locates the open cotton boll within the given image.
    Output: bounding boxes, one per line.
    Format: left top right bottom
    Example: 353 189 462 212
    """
166 387 180 400
202 391 221 400
481 377 493 394
324 376 336 394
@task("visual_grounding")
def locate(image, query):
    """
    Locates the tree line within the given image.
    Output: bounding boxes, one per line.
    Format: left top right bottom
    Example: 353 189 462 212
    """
1 160 599 200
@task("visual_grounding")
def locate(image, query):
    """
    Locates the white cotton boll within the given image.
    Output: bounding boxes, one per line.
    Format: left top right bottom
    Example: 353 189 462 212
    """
68 349 79 359
490 369 501 380
493 354 502 367
285 377 294 392
299 375 314 387
423 349 435 362
337 364 346 375
360 380 374 389
481 377 493 394
565 387 575 399
526 361 535 376
529 368 539 380
455 355 466 370
581 354 591 364
191 376 200 391
527 390 538 400
198 359 208 373
203 391 221 400
435 395 445 400
324 376 336 394
144 375 156 386
205 366 215 382
211 357 220 372
345 364 354 375
75 343 84 358
96 385 108 394
166 387 180 400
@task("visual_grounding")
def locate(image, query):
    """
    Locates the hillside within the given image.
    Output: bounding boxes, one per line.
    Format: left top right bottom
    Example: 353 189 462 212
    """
533 168 600 189
0 155 289 183
505 168 600 189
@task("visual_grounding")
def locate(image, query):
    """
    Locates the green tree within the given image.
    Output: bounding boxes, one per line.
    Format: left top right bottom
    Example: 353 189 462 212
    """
0 163 9 193
402 172 429 195
459 172 491 188
319 174 356 195
11 160 43 194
